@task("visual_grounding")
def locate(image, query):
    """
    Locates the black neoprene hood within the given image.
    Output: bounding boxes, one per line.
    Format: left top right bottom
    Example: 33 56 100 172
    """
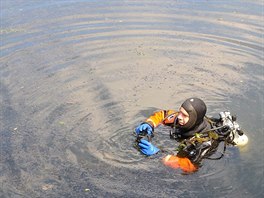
180 98 207 130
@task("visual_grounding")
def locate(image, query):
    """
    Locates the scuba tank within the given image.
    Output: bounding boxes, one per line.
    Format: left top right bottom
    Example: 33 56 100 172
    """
218 111 248 146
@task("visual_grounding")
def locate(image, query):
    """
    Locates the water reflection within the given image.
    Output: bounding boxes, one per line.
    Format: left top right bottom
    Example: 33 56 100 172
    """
0 0 263 197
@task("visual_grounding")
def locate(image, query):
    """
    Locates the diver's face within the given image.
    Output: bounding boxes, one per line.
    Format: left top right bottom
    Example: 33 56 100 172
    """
178 107 189 125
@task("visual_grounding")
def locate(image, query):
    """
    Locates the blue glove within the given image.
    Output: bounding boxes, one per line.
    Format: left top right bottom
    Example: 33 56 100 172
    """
135 123 153 135
138 139 160 156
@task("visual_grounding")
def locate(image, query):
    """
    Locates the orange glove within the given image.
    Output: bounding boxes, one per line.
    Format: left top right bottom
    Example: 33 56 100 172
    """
163 155 197 173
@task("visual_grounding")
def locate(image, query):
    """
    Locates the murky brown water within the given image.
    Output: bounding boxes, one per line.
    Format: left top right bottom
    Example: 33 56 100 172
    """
1 0 263 197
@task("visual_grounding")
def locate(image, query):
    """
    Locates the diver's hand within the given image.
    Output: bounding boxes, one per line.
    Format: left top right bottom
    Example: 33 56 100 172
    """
135 123 153 135
138 139 160 156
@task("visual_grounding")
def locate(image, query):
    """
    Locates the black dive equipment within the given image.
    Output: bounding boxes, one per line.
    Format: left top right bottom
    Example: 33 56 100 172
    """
134 130 153 150
174 111 246 164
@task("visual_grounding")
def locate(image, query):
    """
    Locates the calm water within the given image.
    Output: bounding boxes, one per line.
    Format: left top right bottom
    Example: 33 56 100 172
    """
1 0 263 197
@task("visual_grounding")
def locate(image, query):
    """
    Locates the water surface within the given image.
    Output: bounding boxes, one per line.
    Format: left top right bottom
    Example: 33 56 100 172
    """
0 0 263 197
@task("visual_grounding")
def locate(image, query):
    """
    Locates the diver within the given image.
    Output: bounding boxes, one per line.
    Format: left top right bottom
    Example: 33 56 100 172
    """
134 97 248 172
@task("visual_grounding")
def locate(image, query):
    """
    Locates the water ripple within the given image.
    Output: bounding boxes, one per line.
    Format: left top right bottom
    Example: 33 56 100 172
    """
1 0 263 197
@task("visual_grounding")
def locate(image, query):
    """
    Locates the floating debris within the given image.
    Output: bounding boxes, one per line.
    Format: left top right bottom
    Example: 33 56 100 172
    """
42 184 53 191
58 121 65 125
0 28 26 34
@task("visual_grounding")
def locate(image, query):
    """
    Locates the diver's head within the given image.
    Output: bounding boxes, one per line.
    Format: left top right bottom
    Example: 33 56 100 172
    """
177 98 207 130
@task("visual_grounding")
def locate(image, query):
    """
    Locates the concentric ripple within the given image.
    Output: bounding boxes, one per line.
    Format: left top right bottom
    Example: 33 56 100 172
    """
0 0 263 197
